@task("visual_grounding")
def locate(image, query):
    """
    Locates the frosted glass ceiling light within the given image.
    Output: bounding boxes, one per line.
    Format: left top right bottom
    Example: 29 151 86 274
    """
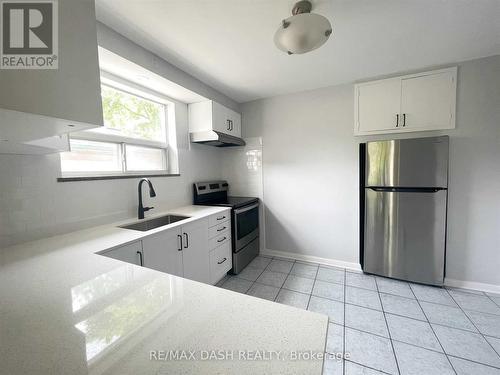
274 0 332 55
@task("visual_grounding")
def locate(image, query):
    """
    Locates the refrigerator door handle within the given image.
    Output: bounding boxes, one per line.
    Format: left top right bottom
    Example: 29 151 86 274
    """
368 187 445 193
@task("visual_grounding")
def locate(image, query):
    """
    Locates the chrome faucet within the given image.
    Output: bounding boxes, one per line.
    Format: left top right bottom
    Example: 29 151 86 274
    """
138 178 156 219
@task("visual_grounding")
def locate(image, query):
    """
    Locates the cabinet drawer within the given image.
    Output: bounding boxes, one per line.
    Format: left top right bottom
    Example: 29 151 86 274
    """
209 222 230 239
209 242 232 284
209 211 230 227
209 232 231 249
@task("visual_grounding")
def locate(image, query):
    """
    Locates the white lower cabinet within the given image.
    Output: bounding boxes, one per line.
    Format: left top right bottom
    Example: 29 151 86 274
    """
180 219 211 284
209 242 232 285
103 210 232 285
102 241 143 266
142 227 184 277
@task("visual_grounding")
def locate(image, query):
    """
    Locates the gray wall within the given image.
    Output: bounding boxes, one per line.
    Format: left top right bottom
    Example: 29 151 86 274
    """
242 55 500 286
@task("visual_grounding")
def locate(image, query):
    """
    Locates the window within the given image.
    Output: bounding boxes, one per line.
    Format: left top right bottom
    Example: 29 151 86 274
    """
60 76 175 178
101 85 166 142
61 139 122 173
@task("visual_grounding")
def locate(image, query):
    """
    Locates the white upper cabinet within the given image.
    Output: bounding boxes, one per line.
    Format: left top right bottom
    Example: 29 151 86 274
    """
189 100 242 138
357 78 401 132
354 67 457 135
0 0 103 151
400 70 456 131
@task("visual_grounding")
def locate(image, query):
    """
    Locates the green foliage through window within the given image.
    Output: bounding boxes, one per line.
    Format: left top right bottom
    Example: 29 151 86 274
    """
101 85 166 142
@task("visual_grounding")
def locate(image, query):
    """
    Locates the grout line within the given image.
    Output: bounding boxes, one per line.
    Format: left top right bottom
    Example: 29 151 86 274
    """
306 263 320 311
343 267 346 375
375 277 402 375
444 288 500 363
484 293 500 309
446 286 488 296
344 360 394 375
322 320 330 374
345 324 441 353
446 353 500 371
409 280 458 375
245 256 274 294
273 259 296 302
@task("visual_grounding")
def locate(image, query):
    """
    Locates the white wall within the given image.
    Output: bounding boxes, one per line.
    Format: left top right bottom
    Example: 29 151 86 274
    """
97 22 240 112
241 55 500 287
221 137 265 251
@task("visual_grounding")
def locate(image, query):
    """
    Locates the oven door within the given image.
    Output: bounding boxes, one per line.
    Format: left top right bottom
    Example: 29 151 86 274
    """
233 202 259 252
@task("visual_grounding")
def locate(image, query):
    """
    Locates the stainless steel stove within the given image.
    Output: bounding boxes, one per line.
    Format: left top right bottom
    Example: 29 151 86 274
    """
193 181 259 274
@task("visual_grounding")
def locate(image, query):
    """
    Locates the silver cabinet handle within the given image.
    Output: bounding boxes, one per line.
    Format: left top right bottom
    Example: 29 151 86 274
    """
136 251 143 266
217 226 226 232
217 236 227 243
216 216 226 221
217 257 227 265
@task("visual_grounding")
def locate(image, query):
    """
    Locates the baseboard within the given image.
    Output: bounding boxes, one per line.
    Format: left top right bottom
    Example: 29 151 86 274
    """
261 248 362 272
261 249 499 293
260 249 500 293
444 278 500 294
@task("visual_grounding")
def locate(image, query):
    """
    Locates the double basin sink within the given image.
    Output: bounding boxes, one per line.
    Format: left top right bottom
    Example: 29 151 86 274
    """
119 214 190 232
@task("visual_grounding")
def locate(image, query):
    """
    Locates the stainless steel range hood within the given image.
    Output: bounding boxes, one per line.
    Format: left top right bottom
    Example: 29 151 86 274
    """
190 130 246 147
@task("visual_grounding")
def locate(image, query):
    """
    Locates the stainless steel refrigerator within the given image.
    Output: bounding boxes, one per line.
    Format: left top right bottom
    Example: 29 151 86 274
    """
361 136 449 286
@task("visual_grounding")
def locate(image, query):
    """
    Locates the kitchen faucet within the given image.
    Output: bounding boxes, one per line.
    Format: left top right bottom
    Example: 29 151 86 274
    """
138 178 156 219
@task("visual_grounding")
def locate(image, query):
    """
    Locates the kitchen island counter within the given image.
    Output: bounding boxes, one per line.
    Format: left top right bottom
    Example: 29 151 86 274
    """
0 205 328 374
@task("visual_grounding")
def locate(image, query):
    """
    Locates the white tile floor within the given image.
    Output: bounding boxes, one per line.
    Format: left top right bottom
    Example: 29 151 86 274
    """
217 255 500 375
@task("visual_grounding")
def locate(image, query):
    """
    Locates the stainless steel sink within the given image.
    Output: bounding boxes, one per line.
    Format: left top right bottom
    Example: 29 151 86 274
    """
119 215 190 232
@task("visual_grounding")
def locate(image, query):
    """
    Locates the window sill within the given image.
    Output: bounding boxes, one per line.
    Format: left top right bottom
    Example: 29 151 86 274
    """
57 174 180 182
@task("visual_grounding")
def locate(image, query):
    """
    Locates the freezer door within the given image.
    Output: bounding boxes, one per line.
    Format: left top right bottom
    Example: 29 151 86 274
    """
363 188 447 285
366 136 448 188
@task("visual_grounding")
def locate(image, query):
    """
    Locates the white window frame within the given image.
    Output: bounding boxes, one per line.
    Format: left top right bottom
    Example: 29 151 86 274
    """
61 72 175 178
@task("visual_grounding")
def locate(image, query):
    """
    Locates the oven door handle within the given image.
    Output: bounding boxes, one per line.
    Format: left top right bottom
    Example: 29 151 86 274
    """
234 202 259 214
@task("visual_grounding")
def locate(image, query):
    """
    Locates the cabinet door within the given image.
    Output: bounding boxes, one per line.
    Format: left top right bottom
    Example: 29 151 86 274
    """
401 69 456 131
226 108 242 137
181 219 210 284
212 102 234 134
102 241 143 266
142 227 183 277
356 78 401 133
0 0 103 140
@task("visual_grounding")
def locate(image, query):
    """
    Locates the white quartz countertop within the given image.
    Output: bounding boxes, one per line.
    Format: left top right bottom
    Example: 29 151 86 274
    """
0 205 328 375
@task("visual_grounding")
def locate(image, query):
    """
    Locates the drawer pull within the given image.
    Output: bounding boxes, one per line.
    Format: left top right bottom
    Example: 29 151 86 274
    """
217 236 227 243
217 257 227 265
217 226 227 232
216 216 226 221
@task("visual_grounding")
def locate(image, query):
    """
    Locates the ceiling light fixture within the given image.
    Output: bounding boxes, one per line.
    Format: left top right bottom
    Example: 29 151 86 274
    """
274 0 332 55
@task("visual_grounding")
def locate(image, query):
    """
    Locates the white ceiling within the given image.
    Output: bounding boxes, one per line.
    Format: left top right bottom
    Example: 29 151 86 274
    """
96 0 500 103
